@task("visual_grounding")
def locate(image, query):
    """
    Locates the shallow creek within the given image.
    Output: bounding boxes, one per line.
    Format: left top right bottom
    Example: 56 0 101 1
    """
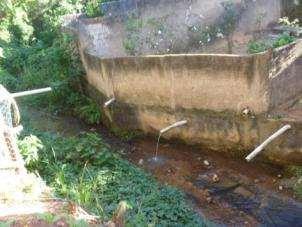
21 105 302 226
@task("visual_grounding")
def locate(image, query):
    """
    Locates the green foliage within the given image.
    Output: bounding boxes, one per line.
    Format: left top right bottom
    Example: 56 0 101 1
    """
288 166 302 198
0 0 102 124
247 33 295 54
75 98 102 124
84 0 103 18
273 33 295 48
111 127 141 142
247 40 269 54
220 1 238 35
18 128 205 226
18 135 42 167
83 0 116 18
37 212 60 224
123 15 143 55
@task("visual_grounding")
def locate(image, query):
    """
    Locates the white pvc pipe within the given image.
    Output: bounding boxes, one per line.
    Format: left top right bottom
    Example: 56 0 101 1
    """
245 124 291 162
160 120 188 134
104 98 115 108
12 87 52 98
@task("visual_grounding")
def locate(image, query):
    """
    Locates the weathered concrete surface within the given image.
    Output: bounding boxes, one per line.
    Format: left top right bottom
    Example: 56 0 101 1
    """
69 0 285 57
83 52 271 113
62 0 302 165
78 39 302 165
269 41 302 110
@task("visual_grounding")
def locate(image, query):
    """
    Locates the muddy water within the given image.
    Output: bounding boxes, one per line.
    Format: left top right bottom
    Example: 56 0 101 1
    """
20 105 302 226
127 140 302 226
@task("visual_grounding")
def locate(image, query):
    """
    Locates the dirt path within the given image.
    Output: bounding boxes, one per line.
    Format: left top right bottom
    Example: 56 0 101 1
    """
21 105 302 226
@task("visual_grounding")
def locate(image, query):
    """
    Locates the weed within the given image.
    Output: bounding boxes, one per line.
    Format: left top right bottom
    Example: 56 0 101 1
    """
247 32 295 54
37 213 58 224
111 126 141 142
85 0 103 18
18 119 205 226
273 33 295 48
247 40 270 54
123 14 143 55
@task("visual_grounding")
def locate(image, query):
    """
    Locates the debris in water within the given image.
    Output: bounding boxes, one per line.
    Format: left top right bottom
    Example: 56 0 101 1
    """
203 160 210 166
130 147 136 153
278 185 283 191
138 159 144 165
206 196 213 203
242 107 251 115
212 174 219 183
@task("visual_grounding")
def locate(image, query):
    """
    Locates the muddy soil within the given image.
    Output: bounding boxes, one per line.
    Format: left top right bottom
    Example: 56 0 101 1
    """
20 105 302 226
126 139 302 226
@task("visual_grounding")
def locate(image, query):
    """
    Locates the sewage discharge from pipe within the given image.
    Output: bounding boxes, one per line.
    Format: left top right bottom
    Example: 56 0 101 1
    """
154 120 188 161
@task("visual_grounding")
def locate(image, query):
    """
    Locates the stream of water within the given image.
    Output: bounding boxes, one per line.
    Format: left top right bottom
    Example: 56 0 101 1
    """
21 105 302 226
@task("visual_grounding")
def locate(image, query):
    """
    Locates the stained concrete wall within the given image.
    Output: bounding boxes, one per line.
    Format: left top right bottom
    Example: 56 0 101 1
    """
81 40 302 115
269 41 302 109
63 1 302 165
78 41 302 165
82 52 271 114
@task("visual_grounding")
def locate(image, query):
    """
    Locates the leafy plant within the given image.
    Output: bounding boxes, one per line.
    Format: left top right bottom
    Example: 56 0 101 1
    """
18 127 205 226
247 40 270 54
273 33 295 48
123 15 143 55
75 98 102 124
18 135 43 168
247 33 295 54
84 0 102 18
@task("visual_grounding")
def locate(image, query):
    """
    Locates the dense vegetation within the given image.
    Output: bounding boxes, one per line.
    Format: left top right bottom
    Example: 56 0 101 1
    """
0 0 103 124
247 17 299 54
17 107 205 226
0 1 206 226
247 32 295 54
0 1 301 225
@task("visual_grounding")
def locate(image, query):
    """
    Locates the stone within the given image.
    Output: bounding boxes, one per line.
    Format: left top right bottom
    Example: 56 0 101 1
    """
203 160 210 166
278 185 283 191
212 174 219 183
138 159 144 165
206 196 213 203
130 147 137 153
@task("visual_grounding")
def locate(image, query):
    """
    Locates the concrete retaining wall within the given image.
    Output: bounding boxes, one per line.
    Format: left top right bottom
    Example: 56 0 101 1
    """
79 41 302 165
83 52 271 113
63 1 302 165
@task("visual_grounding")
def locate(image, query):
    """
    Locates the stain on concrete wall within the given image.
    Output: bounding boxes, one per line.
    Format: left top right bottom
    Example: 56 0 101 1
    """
72 0 283 57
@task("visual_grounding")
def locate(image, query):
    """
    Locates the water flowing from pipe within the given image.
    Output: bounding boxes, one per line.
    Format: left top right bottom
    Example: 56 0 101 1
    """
154 120 187 160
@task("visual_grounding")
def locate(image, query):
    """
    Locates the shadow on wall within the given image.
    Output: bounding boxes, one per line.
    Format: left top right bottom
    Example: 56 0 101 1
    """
75 0 285 57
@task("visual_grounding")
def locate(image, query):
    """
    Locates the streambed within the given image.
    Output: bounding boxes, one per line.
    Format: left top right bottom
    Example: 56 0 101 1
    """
21 104 302 226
